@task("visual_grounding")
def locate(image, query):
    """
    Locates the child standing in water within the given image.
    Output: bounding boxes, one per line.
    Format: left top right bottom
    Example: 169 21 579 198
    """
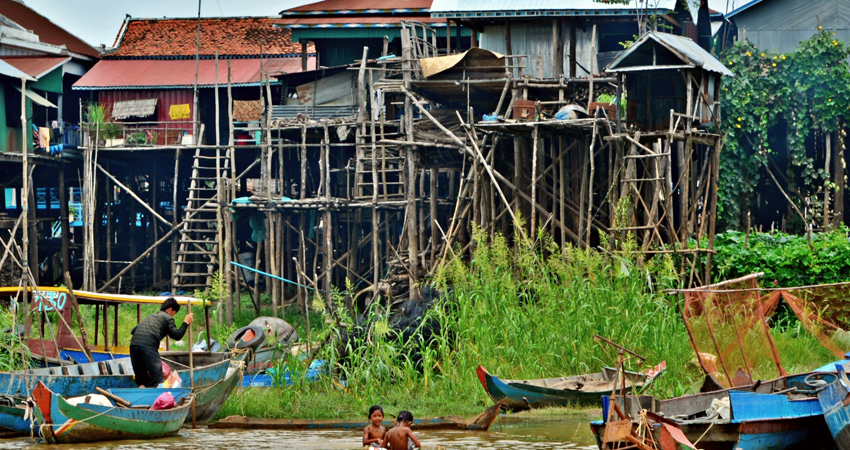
363 405 387 448
382 410 421 449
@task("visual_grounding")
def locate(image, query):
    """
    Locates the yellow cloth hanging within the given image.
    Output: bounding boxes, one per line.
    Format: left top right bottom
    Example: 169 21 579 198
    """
169 104 191 120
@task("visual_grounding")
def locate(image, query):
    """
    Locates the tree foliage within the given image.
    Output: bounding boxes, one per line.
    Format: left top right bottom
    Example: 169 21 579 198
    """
719 28 850 229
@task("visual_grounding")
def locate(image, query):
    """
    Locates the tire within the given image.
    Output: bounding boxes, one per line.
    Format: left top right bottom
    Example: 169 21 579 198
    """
227 324 265 349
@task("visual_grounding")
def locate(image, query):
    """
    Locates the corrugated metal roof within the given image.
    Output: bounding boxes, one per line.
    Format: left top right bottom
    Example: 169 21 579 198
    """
1 56 71 80
726 0 764 19
606 32 733 76
430 0 676 17
278 16 446 26
0 59 36 81
283 0 432 15
73 57 317 90
0 0 101 58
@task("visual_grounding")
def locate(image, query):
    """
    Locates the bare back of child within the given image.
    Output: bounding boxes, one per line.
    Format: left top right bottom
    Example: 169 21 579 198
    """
364 405 387 448
382 411 421 450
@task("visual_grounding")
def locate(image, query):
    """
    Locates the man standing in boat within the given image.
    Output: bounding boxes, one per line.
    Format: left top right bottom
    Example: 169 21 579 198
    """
129 297 194 387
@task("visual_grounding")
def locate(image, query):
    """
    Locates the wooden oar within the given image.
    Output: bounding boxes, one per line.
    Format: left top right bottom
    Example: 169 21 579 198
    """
95 387 131 407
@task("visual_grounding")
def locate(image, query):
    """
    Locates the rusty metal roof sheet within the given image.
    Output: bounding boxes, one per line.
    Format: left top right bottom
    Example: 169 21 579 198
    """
0 0 101 58
1 56 71 80
282 0 433 15
606 31 733 76
73 57 316 90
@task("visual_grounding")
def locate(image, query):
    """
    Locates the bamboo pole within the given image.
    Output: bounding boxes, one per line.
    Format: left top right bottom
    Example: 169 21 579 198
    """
20 77 30 334
531 125 538 235
96 163 170 226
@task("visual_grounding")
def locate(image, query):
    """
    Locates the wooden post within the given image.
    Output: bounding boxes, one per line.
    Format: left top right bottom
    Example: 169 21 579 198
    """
430 168 438 268
301 42 309 71
63 272 93 362
569 24 577 78
59 167 70 276
171 146 181 292
105 167 113 281
588 24 596 110
20 77 30 327
824 131 832 229
705 139 721 282
226 60 236 322
531 125 538 235
835 129 845 227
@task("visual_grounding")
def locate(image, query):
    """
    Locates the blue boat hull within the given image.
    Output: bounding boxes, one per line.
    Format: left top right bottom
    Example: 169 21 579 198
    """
0 404 29 435
817 377 850 449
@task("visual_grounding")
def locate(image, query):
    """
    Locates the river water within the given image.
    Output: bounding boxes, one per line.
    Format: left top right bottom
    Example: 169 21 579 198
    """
0 415 599 449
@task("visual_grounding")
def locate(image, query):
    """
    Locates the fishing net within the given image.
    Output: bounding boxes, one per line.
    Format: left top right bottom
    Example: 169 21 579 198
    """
677 274 846 387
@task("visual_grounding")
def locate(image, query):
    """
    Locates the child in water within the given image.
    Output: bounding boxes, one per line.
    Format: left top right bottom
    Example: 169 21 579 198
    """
382 410 421 450
363 405 387 448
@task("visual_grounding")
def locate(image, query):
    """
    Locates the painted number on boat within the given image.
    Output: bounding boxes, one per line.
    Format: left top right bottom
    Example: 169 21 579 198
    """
34 291 67 312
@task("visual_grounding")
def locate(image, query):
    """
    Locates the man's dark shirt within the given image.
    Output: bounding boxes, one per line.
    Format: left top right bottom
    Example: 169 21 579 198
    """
130 310 188 349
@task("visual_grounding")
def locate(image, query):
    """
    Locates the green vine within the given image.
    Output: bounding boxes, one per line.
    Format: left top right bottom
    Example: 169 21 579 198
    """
719 28 850 230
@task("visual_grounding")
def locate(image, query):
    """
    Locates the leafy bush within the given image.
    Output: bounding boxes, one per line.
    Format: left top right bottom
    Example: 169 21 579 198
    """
712 228 850 287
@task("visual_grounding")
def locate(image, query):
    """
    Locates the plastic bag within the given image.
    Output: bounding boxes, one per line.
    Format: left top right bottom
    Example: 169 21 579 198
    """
150 391 175 410
158 370 182 389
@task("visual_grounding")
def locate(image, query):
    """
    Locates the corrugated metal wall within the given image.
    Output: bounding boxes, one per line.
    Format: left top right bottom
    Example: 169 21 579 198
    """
733 0 850 54
99 89 194 128
480 22 594 78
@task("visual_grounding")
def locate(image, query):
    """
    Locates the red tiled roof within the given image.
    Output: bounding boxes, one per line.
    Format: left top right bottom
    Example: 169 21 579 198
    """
73 57 317 90
0 0 100 58
1 56 70 79
283 0 432 14
109 17 314 58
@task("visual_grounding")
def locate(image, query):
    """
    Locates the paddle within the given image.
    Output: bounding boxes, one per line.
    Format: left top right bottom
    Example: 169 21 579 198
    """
95 387 131 407
188 300 196 429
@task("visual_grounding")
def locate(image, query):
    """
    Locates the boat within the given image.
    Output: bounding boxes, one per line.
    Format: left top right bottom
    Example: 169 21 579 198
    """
210 402 502 431
31 381 192 444
476 363 664 411
0 398 28 437
589 371 836 450
816 364 850 449
0 351 239 431
0 286 206 366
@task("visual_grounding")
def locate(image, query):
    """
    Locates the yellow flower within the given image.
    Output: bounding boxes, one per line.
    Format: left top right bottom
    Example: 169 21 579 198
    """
773 56 777 59
746 51 752 57
728 61 734 65
761 53 765 57
772 63 777 67
819 25 823 30
806 71 809 74
782 55 786 60
736 124 742 128
737 117 742 121
829 98 832 102
747 93 750 96
834 40 839 45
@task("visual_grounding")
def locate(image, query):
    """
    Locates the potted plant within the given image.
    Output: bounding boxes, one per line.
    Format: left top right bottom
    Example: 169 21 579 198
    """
85 103 124 146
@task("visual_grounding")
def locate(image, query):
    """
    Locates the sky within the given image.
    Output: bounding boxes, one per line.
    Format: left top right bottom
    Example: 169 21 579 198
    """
20 0 746 50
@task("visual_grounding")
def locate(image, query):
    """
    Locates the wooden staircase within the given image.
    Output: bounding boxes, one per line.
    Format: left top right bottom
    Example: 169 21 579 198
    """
172 147 230 293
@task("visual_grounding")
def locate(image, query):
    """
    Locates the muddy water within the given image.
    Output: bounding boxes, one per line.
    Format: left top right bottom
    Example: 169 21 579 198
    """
0 416 599 449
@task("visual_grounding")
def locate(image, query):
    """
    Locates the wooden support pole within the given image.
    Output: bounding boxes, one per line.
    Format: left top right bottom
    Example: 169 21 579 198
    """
835 129 845 227
59 167 70 276
531 125 539 236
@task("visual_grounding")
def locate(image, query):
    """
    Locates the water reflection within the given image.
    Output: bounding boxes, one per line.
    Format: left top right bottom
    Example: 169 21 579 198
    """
0 416 599 450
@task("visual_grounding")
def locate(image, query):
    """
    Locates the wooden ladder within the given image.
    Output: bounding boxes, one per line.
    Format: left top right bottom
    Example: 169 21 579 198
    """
172 147 231 293
355 143 406 200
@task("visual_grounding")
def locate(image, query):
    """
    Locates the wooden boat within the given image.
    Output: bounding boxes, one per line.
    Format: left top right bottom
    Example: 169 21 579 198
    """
0 400 28 436
0 351 237 427
816 365 850 449
31 381 192 444
590 371 835 450
211 402 502 431
477 364 662 411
